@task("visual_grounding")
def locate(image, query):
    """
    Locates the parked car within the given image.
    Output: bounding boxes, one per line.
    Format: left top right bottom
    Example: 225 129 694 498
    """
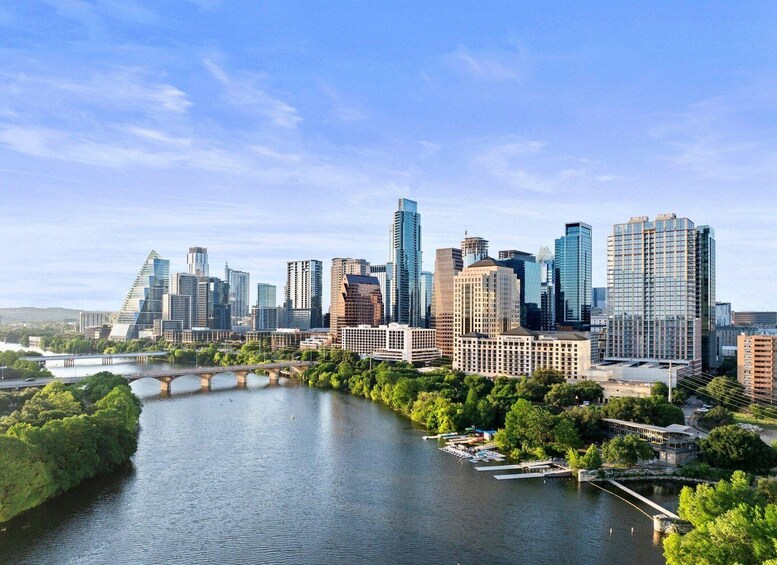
24 377 36 382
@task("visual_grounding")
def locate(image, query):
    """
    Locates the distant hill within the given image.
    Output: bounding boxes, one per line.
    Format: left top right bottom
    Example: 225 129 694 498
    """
0 307 109 324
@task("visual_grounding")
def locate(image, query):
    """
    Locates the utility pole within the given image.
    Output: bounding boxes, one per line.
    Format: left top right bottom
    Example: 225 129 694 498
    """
668 360 673 404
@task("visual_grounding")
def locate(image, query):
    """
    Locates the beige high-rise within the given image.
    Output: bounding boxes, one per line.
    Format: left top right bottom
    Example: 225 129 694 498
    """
330 258 369 336
738 335 777 402
453 258 520 368
432 248 463 357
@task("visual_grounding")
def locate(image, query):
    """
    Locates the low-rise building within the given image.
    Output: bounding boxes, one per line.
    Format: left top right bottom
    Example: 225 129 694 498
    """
341 323 440 363
455 327 591 380
602 418 706 466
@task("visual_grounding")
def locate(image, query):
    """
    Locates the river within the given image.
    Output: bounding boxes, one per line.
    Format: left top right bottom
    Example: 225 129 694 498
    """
0 349 678 564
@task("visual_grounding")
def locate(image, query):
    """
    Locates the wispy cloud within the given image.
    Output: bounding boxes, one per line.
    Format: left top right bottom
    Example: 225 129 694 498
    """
447 45 525 81
203 59 302 128
40 0 159 27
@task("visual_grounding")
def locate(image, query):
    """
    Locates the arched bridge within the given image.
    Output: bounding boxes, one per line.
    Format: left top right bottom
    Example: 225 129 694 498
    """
128 362 312 394
0 362 312 394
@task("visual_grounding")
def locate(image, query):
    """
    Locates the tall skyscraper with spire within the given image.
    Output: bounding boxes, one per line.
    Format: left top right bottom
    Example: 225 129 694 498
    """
389 198 422 326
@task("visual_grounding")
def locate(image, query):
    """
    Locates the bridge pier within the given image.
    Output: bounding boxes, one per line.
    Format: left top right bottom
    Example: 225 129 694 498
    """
267 369 280 383
158 377 173 396
200 373 214 390
235 371 249 388
64 358 74 367
102 357 113 365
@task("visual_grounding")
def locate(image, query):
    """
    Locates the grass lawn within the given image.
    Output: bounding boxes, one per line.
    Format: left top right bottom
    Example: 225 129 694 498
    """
733 412 777 431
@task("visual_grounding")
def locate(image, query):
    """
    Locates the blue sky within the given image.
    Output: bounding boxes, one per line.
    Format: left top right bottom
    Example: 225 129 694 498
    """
1 1 776 311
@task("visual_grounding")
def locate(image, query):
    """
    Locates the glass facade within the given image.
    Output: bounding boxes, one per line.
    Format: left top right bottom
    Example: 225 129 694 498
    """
225 263 250 323
420 271 434 328
697 225 716 370
256 283 277 308
554 222 592 329
370 263 393 324
110 250 170 340
461 236 488 267
389 198 422 326
497 250 542 330
187 246 208 277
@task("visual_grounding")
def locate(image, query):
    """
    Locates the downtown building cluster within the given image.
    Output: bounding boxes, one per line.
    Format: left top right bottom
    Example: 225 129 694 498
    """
104 202 777 401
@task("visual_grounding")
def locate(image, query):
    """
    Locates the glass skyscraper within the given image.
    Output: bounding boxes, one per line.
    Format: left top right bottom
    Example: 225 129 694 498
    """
554 222 592 329
187 246 209 277
110 250 170 340
697 225 717 370
497 250 542 330
370 263 393 325
420 271 434 329
225 263 250 324
389 198 422 326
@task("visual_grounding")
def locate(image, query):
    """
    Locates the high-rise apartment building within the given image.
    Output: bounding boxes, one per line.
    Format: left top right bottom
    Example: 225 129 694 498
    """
497 250 542 330
738 335 777 402
555 222 592 330
187 246 209 277
285 260 323 329
333 274 383 339
432 248 463 358
606 214 707 375
110 250 170 341
330 258 370 334
420 271 434 329
389 198 422 326
461 235 489 267
697 225 717 370
207 277 231 330
225 263 250 323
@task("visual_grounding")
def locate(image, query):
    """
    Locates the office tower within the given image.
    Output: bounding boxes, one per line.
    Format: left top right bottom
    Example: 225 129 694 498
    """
225 263 250 323
453 258 520 341
162 293 191 330
171 272 198 316
606 214 704 375
370 263 393 325
592 288 608 311
419 271 434 329
208 277 231 330
738 335 777 402
715 302 732 327
195 278 210 327
461 235 489 267
256 283 277 308
187 246 209 277
537 246 555 331
697 225 717 370
555 222 592 329
110 250 170 340
497 250 542 330
432 248 463 357
79 312 106 333
285 260 323 329
389 198 422 326
333 274 383 339
330 258 370 334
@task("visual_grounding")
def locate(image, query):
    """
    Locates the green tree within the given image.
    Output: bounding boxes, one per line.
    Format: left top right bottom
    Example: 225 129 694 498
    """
601 434 654 467
751 403 765 422
544 383 577 408
651 382 669 400
699 425 777 472
496 398 555 452
697 406 734 430
551 417 582 452
579 444 602 470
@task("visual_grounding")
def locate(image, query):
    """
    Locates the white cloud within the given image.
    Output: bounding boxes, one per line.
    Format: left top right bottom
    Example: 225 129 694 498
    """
203 59 302 128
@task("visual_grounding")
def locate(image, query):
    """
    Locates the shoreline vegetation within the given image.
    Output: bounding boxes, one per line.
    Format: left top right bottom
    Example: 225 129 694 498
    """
0 373 141 523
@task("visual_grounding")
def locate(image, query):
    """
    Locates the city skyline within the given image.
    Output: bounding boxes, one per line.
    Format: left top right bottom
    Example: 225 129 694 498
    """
2 3 777 311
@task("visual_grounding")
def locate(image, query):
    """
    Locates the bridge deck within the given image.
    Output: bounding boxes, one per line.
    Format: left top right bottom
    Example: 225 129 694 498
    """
20 352 168 362
607 480 680 519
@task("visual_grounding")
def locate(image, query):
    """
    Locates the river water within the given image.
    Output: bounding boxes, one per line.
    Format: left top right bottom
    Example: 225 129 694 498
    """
0 350 677 564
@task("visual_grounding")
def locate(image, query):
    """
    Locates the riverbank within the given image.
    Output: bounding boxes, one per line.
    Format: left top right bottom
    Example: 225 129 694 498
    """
0 374 141 523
